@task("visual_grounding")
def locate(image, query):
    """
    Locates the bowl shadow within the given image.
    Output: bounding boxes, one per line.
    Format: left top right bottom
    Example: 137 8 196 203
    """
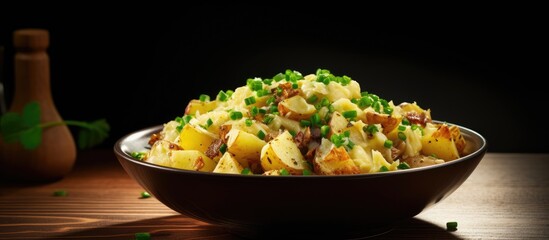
55 215 461 240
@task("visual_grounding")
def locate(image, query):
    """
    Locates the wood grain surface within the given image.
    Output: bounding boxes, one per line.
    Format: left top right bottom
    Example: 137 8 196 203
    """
1 150 548 239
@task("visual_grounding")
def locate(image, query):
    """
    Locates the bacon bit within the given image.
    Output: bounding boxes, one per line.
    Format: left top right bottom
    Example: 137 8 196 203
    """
148 133 161 146
305 147 316 163
205 139 224 159
273 82 300 104
219 125 232 143
194 156 205 170
405 112 431 126
168 143 182 150
294 128 312 155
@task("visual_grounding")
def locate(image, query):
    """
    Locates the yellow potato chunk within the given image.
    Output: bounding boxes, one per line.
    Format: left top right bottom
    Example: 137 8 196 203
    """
171 150 216 172
213 152 245 174
178 124 216 153
226 128 267 172
260 130 310 175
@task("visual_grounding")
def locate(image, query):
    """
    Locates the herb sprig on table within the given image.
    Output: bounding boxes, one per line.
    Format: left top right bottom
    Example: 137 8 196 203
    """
0 101 109 150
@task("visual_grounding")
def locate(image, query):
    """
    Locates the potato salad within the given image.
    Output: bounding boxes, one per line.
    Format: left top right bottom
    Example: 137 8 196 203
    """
138 69 467 175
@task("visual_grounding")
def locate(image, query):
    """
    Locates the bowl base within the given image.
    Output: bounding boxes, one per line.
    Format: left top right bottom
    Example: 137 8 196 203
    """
226 225 393 239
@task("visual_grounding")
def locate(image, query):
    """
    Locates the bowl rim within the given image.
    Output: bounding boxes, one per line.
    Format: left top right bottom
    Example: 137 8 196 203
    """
114 120 487 179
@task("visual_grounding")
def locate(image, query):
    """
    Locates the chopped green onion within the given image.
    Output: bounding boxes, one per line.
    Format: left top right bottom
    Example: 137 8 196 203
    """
402 118 410 125
320 98 330 107
131 151 146 160
135 232 151 240
269 105 279 114
288 130 296 137
310 113 321 127
383 106 393 115
398 132 407 141
140 191 151 198
245 119 253 126
257 130 266 140
273 73 285 81
342 110 357 119
256 89 270 97
379 166 389 172
199 94 210 102
217 90 229 101
384 139 393 148
343 130 350 138
320 125 330 138
302 169 312 175
251 106 259 117
230 111 243 120
244 96 256 105
363 125 379 134
292 83 298 89
266 96 275 105
307 95 318 103
358 96 372 108
340 75 352 86
206 118 213 128
241 168 252 175
398 125 406 131
53 189 67 197
219 143 227 154
397 162 410 169
328 104 335 113
280 168 290 175
248 79 263 91
263 78 273 85
300 120 311 127
258 108 267 115
446 221 458 231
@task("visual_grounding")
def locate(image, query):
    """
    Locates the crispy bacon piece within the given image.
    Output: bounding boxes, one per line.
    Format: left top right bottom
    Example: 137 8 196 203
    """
205 139 224 159
273 82 300 104
148 133 161 146
405 112 431 126
293 128 312 155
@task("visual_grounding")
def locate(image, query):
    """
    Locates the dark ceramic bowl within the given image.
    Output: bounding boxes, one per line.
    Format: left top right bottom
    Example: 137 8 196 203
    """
114 122 487 239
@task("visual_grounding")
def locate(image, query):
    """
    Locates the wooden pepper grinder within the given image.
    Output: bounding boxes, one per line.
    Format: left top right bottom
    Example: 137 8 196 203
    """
0 29 76 182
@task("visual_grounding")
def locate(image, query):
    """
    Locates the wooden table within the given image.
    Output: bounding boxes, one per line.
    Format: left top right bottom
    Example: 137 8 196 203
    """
1 150 548 239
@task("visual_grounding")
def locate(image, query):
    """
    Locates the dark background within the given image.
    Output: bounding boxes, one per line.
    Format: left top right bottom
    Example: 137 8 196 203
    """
1 5 545 153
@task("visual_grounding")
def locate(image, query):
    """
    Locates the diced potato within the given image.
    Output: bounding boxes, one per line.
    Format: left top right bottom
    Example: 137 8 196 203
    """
260 130 310 175
421 123 460 161
364 110 401 134
146 140 177 167
343 121 368 148
326 81 357 102
365 130 393 162
194 110 230 135
349 145 372 173
185 99 218 115
275 115 303 134
398 102 432 125
313 138 360 175
328 111 349 137
171 150 216 172
178 124 217 153
387 125 423 159
331 98 365 121
370 149 392 173
159 121 180 143
213 152 244 174
226 128 267 172
278 95 316 121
